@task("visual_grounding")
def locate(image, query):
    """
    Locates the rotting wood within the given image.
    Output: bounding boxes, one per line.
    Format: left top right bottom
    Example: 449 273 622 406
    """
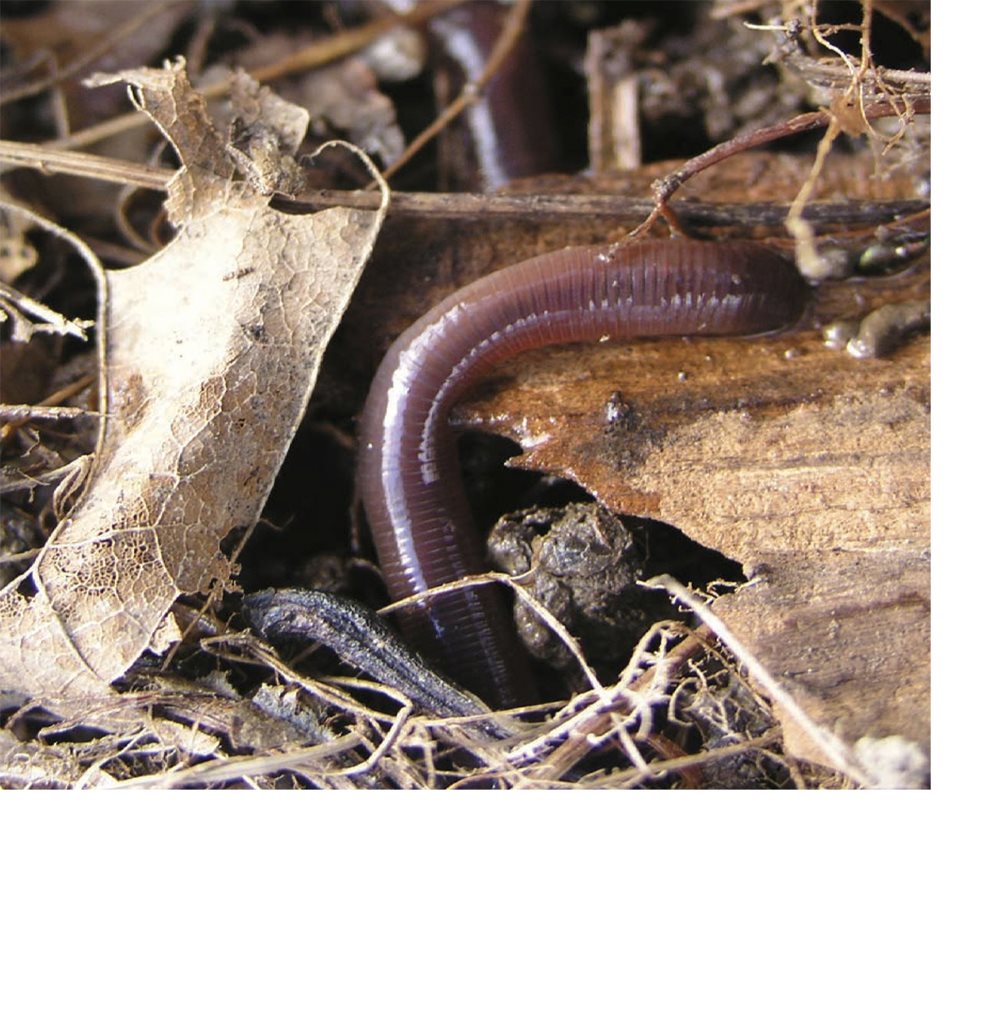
335 150 929 776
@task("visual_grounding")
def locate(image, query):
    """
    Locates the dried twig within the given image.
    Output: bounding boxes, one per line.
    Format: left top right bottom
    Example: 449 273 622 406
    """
0 139 928 231
642 573 877 787
37 0 463 152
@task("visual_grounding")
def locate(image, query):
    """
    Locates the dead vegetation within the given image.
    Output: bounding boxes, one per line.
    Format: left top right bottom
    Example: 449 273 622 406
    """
0 1 929 789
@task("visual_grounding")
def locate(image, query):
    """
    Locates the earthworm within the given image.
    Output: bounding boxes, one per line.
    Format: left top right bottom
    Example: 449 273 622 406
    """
357 238 810 708
429 0 557 189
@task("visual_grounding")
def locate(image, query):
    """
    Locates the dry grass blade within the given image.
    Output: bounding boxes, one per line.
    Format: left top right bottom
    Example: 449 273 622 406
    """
643 573 876 787
104 731 368 789
379 570 606 696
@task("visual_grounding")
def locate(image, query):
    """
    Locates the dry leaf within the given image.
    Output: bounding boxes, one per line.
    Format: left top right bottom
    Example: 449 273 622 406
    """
0 60 387 711
464 248 929 775
336 149 928 780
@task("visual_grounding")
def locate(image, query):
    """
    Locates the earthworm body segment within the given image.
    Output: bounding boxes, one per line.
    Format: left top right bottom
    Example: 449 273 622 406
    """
358 238 810 708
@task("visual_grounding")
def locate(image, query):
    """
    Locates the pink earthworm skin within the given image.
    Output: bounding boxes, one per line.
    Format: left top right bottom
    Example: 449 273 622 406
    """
358 238 810 708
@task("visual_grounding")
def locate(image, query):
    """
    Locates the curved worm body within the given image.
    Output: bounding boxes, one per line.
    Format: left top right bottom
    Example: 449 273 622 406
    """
358 238 810 708
431 1 557 188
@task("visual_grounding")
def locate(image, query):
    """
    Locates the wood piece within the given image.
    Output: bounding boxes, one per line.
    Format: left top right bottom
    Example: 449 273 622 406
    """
455 256 930 769
339 152 929 773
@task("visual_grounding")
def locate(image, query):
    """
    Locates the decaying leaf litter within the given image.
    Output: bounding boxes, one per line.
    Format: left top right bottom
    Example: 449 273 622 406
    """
0 1 929 788
1 62 387 734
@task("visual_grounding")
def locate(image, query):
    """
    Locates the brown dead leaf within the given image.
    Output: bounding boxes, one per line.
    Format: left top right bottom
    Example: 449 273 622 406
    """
467 261 928 779
336 147 928 782
482 257 930 778
0 60 387 710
